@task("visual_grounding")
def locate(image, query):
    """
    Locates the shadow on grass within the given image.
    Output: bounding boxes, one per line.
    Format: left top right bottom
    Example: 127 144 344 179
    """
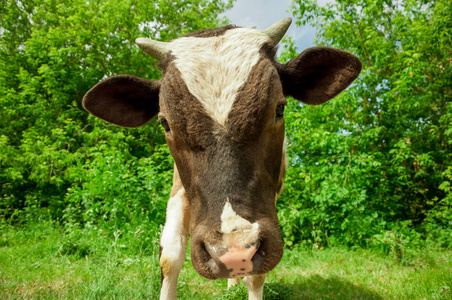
221 274 383 300
263 275 383 300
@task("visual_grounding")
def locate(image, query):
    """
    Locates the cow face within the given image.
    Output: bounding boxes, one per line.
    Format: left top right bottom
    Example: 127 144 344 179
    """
82 18 362 280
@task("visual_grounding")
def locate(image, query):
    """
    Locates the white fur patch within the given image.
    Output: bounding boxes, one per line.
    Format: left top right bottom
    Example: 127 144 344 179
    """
220 200 259 248
170 28 271 125
160 188 189 300
160 188 189 252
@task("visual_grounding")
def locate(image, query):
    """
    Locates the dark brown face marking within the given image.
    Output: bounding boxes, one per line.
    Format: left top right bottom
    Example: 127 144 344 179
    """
160 63 217 151
227 59 286 144
162 80 285 221
182 25 238 38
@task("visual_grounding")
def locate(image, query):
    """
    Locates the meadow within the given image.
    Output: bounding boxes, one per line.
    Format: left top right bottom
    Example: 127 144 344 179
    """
1 221 451 299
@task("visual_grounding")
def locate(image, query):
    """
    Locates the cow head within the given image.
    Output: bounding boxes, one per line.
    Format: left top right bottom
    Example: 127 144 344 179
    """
82 18 361 279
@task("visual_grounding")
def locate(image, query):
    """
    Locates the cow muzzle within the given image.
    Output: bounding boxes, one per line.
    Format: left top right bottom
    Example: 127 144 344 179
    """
205 239 261 278
190 222 283 280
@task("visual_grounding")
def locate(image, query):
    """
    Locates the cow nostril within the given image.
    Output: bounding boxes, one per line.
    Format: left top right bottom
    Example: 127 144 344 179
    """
201 242 213 262
205 243 227 259
255 239 262 248
245 238 261 249
250 238 266 268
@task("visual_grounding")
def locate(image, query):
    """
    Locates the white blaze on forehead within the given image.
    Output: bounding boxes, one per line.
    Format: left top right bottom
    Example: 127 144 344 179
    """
170 28 271 125
220 200 259 248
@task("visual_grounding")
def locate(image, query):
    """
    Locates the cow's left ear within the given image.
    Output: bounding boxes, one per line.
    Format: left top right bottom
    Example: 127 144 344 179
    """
83 74 160 128
277 47 362 105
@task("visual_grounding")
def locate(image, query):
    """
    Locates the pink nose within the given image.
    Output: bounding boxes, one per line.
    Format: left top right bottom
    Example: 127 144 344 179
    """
219 246 258 278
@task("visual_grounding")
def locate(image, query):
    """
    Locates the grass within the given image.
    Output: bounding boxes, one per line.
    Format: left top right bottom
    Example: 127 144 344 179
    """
0 221 451 299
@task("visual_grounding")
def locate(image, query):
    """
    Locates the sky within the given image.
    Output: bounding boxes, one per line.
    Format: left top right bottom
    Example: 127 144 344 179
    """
220 0 317 52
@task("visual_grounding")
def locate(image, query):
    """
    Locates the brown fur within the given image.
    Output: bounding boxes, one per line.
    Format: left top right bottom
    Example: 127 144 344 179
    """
82 75 160 127
276 46 362 104
182 25 238 38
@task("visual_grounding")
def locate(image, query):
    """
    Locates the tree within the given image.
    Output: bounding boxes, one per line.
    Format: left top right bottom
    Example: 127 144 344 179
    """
277 0 452 248
0 0 232 235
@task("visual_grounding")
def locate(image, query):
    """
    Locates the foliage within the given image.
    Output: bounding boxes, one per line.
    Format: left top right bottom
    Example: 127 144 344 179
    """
1 0 451 253
277 0 452 248
0 0 231 234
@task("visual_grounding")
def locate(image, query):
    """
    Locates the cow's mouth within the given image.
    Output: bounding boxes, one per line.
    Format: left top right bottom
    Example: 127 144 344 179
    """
190 217 283 280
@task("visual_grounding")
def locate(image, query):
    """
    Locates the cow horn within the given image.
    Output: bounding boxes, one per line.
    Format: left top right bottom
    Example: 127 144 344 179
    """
135 38 170 61
261 17 292 47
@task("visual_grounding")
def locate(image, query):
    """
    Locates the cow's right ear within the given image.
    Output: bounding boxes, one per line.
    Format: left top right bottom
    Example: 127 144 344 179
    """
82 74 160 128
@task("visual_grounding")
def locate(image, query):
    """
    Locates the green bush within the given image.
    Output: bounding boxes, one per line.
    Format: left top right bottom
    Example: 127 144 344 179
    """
63 137 173 234
278 0 452 248
1 0 451 251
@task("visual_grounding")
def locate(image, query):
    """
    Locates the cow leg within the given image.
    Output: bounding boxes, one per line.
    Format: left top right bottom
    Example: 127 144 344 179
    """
159 166 189 300
228 278 241 289
243 274 265 300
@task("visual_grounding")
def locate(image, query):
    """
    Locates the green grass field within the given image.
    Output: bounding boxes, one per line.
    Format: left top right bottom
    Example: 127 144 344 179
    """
1 222 451 299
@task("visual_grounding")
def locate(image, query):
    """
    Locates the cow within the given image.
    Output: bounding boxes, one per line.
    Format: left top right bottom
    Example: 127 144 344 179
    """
82 17 362 300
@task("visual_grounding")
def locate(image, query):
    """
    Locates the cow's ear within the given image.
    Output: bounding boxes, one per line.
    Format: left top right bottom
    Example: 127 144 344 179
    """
277 47 362 105
82 75 160 128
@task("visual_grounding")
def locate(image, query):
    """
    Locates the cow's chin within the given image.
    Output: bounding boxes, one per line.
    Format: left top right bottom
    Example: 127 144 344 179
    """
189 224 284 280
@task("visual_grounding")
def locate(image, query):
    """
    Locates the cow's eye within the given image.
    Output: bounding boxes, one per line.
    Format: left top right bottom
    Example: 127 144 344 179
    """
160 118 171 133
276 104 285 118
